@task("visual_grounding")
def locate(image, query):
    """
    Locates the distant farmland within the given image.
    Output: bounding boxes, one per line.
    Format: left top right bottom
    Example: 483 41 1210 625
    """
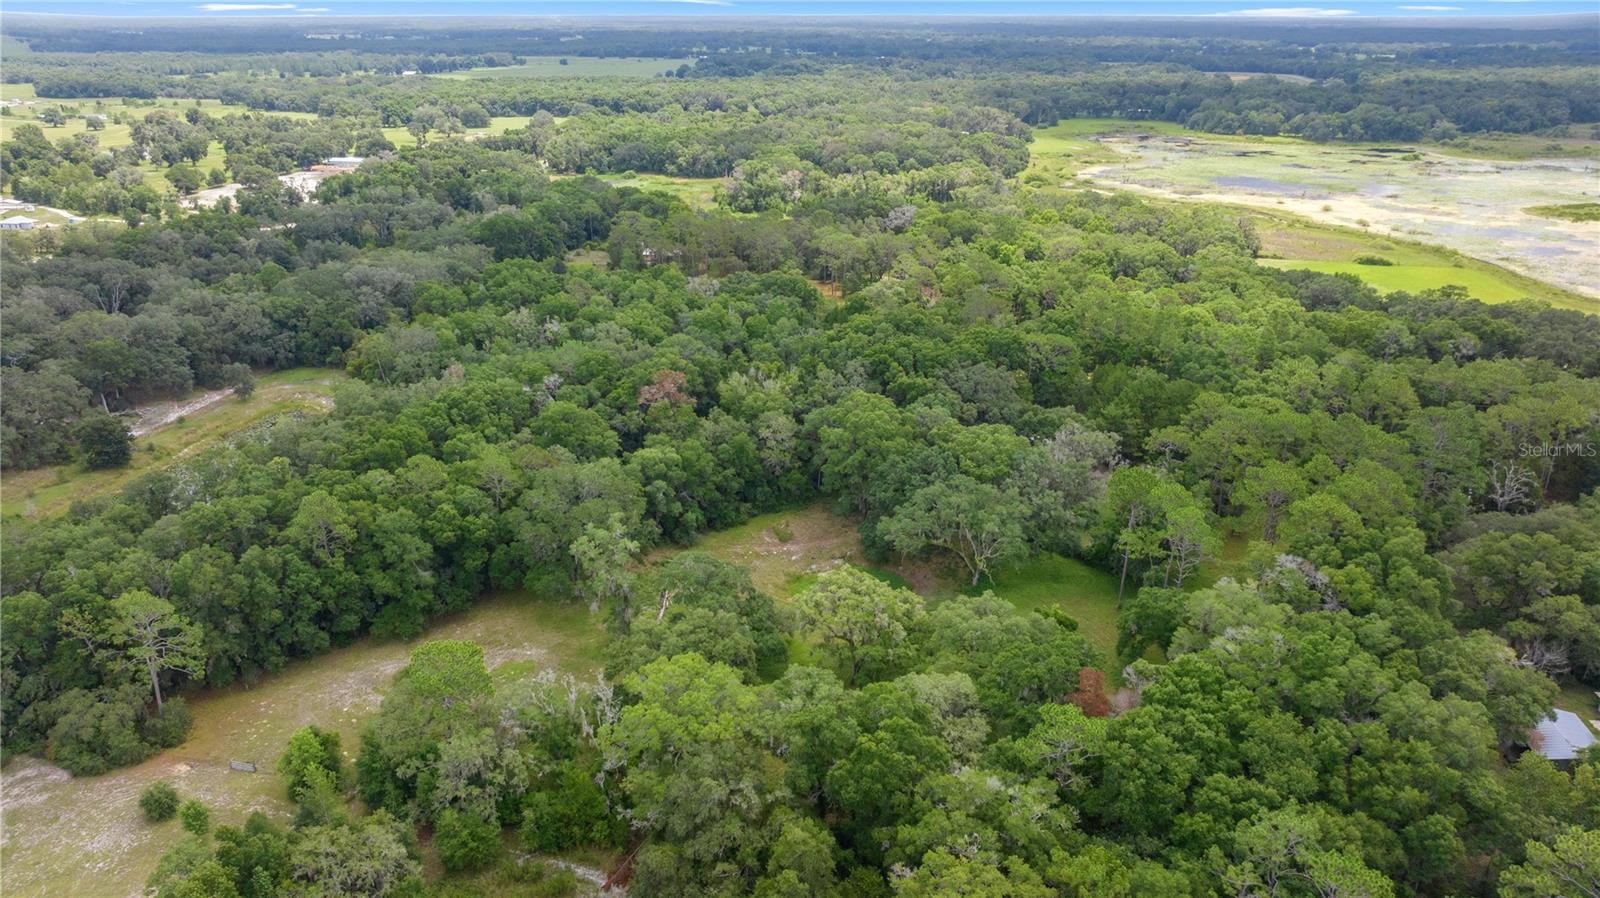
435 56 692 79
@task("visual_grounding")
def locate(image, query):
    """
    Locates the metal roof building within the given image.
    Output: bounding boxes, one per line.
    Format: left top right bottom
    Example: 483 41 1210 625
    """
1529 708 1597 764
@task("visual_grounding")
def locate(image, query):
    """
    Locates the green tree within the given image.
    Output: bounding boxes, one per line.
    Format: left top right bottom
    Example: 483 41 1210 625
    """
278 725 344 801
220 362 255 400
74 410 132 469
170 860 242 898
572 512 639 621
530 401 620 460
1498 827 1600 898
357 641 494 815
178 799 210 836
165 163 203 193
1098 466 1167 601
810 391 914 515
793 566 925 686
880 475 1029 586
140 781 181 822
106 590 207 713
434 808 500 873
601 653 782 894
893 849 1052 898
1236 461 1307 543
289 812 420 897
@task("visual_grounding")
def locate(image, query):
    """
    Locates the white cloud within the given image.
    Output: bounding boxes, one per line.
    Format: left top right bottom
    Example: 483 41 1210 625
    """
1217 7 1358 15
196 3 298 9
1399 4 1461 8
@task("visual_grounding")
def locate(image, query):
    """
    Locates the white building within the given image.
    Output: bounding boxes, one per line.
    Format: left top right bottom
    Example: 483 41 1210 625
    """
1528 708 1597 768
0 215 38 230
324 156 365 169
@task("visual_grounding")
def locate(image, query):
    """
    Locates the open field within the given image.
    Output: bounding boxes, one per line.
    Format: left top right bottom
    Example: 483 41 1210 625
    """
668 502 942 599
1433 125 1600 162
969 554 1124 672
1259 259 1535 302
0 590 604 898
0 368 346 521
594 172 721 210
1217 71 1316 84
435 56 691 79
1069 128 1600 306
380 115 530 149
1249 209 1589 308
1023 118 1188 180
0 91 317 150
1554 681 1600 720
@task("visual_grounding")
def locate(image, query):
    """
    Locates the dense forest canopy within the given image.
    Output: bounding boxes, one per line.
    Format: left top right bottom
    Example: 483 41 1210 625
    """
1 13 1599 898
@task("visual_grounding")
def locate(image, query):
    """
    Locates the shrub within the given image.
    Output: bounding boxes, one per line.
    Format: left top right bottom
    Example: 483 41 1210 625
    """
178 799 211 836
278 725 343 800
533 868 580 898
1354 254 1394 266
140 782 181 822
436 808 501 873
140 697 193 749
73 411 131 470
521 763 623 853
42 688 153 776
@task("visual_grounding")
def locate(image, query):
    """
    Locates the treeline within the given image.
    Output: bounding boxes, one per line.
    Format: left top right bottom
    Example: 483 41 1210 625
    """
206 65 1600 141
8 15 1597 73
3 51 517 98
488 100 1029 181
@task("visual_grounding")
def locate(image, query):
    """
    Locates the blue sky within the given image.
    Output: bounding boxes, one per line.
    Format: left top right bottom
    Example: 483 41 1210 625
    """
4 0 1597 17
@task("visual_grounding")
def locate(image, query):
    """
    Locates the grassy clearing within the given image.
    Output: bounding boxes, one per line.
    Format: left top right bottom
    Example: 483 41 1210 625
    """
972 554 1123 670
0 498 1214 896
593 172 721 210
1553 681 1600 721
380 116 530 149
1219 71 1315 84
668 502 940 600
1251 210 1593 310
0 34 33 57
435 56 691 79
0 91 315 150
0 206 84 228
1023 118 1186 180
1189 532 1254 591
1258 259 1535 302
0 590 605 898
0 368 346 521
565 247 611 269
1433 125 1600 162
1524 202 1600 222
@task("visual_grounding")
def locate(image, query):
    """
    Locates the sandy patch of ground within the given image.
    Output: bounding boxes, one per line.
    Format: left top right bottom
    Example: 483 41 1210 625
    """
180 183 243 210
128 387 236 436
